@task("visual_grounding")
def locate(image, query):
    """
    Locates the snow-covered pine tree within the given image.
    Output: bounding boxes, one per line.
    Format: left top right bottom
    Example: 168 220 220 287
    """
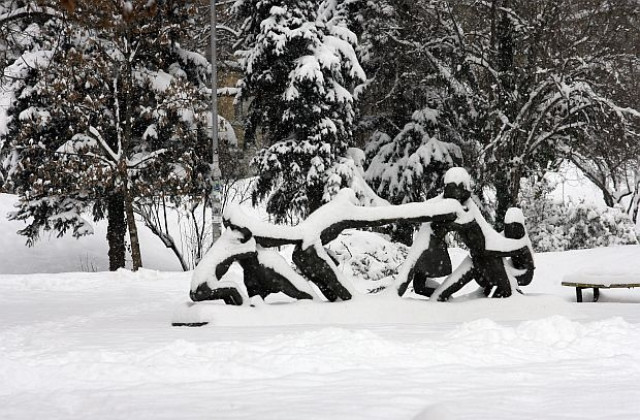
348 1 474 242
1 0 60 185
234 0 366 222
364 107 463 206
3 1 215 270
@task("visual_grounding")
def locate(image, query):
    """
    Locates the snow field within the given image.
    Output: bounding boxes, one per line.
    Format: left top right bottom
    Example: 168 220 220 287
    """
0 193 183 273
2 247 640 419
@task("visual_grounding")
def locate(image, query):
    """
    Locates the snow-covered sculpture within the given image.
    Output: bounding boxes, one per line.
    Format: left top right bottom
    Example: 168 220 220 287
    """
189 167 535 305
191 189 468 305
424 168 535 300
190 223 316 305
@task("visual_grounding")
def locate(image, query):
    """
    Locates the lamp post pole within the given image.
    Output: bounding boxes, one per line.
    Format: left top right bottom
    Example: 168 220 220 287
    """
210 0 221 242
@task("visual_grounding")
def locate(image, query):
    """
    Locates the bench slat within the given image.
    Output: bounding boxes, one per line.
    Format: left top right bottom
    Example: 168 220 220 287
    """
561 282 640 289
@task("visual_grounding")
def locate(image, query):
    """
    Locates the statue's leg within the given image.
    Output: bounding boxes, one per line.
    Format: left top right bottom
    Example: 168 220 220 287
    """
413 271 436 297
397 266 415 296
437 267 476 301
477 257 512 298
473 272 493 296
238 256 270 299
292 244 352 302
274 278 314 300
432 256 476 301
190 282 243 306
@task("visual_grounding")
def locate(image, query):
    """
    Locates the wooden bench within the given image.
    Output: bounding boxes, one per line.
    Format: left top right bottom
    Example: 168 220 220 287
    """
561 281 640 302
562 272 640 302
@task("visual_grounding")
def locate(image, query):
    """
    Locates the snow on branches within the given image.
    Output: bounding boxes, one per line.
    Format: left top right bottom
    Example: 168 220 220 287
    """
234 0 366 221
365 113 463 205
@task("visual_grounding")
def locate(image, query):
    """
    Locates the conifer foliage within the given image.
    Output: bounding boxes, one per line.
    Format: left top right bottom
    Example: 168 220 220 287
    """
3 1 214 270
234 0 366 222
351 0 474 207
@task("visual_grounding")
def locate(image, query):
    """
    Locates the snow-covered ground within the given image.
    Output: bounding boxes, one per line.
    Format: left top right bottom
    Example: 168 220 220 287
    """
2 243 640 419
0 193 183 273
2 184 640 419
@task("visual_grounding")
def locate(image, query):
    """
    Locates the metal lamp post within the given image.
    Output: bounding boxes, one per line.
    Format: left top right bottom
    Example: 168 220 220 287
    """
210 0 222 242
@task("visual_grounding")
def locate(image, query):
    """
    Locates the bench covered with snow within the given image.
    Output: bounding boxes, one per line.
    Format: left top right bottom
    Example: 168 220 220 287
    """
562 271 640 302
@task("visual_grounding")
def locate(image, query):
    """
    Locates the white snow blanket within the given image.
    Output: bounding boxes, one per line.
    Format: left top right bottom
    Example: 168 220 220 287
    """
2 247 640 419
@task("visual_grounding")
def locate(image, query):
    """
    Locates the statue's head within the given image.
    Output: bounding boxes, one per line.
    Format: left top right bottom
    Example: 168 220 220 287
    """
222 218 253 243
504 207 526 239
443 167 472 203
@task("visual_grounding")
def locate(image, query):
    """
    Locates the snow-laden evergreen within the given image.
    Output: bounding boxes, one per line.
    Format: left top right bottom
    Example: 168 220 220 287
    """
345 0 477 217
1 1 219 270
365 109 463 205
0 1 60 181
234 0 366 221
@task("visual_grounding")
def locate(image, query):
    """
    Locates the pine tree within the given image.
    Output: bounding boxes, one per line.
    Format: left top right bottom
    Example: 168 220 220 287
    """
351 0 475 236
3 0 215 270
365 109 463 206
1 0 60 184
234 0 366 222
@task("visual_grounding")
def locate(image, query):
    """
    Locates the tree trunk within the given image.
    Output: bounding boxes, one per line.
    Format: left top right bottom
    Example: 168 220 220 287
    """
125 188 143 271
494 170 519 230
138 207 189 271
107 191 126 271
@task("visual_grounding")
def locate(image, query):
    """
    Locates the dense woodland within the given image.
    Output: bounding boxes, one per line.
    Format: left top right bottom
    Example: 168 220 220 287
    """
1 0 639 271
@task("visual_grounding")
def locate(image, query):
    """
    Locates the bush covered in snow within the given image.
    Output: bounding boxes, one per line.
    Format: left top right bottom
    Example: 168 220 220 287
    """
328 230 408 293
520 181 638 252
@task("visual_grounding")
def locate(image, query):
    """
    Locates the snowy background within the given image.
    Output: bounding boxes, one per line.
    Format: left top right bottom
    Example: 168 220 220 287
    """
2 2 640 418
2 185 640 420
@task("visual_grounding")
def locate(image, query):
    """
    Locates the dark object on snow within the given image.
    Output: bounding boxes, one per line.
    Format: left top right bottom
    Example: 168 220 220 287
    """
238 253 314 301
292 244 352 302
503 215 535 287
171 322 209 327
430 169 535 301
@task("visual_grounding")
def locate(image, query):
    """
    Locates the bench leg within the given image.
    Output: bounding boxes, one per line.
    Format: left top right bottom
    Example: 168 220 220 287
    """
576 287 583 303
593 288 600 302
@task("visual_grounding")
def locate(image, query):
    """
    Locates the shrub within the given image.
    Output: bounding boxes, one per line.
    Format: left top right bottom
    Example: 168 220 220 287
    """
520 180 638 252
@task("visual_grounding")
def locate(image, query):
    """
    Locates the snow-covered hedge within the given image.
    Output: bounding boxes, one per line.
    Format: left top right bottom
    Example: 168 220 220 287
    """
328 230 408 293
521 197 638 252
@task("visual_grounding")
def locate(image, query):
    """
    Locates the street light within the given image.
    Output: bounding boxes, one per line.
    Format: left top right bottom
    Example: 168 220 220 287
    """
210 0 221 242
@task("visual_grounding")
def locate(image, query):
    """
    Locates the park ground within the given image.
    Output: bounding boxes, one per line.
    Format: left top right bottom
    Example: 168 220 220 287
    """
1 241 640 419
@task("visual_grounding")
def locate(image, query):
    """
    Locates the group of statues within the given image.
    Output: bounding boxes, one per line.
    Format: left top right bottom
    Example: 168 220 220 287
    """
190 167 535 306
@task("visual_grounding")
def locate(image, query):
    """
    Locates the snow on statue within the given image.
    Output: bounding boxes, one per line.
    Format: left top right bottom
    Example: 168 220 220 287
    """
190 167 535 305
401 168 536 301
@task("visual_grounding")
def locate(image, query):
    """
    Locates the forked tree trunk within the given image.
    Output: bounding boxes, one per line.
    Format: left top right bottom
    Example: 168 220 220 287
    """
107 191 126 271
494 169 521 230
125 188 143 271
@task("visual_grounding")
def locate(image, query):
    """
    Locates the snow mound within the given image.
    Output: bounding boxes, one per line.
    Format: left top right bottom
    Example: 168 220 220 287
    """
172 292 577 327
2 246 640 419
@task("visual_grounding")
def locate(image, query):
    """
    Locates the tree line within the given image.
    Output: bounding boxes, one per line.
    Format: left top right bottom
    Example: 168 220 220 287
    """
1 0 639 270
